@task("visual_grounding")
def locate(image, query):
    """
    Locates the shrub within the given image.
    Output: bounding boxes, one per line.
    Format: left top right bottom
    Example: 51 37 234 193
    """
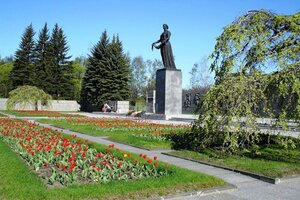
6 85 52 111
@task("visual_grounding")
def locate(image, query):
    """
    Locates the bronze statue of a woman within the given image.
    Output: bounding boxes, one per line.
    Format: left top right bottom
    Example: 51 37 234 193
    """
152 24 176 69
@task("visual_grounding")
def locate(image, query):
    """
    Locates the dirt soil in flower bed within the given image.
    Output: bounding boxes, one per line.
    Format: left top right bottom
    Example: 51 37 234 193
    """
1 110 84 117
38 117 190 150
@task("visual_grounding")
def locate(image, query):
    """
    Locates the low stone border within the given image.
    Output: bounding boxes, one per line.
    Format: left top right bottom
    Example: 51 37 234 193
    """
162 152 300 184
149 184 237 200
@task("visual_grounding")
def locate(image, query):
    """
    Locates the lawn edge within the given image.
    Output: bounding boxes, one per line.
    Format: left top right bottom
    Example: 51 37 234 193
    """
162 152 300 184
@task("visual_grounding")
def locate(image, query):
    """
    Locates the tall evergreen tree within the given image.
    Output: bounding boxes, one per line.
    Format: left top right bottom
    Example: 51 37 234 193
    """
10 24 36 89
49 24 74 99
110 35 131 100
34 23 52 94
80 31 110 111
80 31 131 111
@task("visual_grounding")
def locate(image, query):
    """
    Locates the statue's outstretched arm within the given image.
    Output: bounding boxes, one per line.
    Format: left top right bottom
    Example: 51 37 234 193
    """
152 39 161 50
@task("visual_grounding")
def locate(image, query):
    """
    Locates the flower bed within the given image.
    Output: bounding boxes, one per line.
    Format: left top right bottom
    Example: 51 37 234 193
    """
64 117 189 141
0 119 170 186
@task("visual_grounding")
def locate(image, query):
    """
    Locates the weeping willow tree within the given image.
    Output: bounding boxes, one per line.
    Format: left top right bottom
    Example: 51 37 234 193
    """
6 85 52 111
193 10 300 152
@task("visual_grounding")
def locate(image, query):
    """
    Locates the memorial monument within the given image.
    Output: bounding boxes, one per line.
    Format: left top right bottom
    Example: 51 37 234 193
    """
152 24 182 118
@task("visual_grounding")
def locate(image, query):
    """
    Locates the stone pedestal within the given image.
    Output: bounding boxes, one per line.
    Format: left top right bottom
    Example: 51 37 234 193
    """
155 69 182 117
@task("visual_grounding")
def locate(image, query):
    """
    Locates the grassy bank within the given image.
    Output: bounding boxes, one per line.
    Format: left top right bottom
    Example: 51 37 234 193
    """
169 147 300 178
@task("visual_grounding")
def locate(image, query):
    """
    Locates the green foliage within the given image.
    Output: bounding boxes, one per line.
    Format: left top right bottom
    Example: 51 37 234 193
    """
80 31 131 111
193 10 300 152
135 97 146 111
6 85 52 111
145 59 163 91
72 61 85 101
0 61 13 97
48 24 75 100
73 56 88 67
130 57 162 105
211 10 300 83
266 66 300 120
80 31 110 111
34 23 53 96
130 56 147 104
10 24 36 89
189 57 213 89
195 73 267 150
8 23 75 100
107 35 131 101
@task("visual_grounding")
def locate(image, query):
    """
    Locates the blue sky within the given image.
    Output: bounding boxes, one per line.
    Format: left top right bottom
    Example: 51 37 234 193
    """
0 0 299 88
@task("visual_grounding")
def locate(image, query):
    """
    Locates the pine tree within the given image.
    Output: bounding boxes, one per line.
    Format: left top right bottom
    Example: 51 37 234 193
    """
80 31 131 111
80 31 110 111
110 35 131 100
49 24 74 100
34 23 52 94
105 35 121 100
10 24 36 89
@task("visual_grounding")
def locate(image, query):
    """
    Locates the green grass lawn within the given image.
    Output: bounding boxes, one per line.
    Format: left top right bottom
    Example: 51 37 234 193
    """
169 147 300 178
1 110 83 117
37 118 189 150
0 139 226 200
0 112 6 117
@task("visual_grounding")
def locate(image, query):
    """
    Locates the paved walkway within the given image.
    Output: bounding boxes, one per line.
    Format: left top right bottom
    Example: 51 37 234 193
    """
2 112 300 199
